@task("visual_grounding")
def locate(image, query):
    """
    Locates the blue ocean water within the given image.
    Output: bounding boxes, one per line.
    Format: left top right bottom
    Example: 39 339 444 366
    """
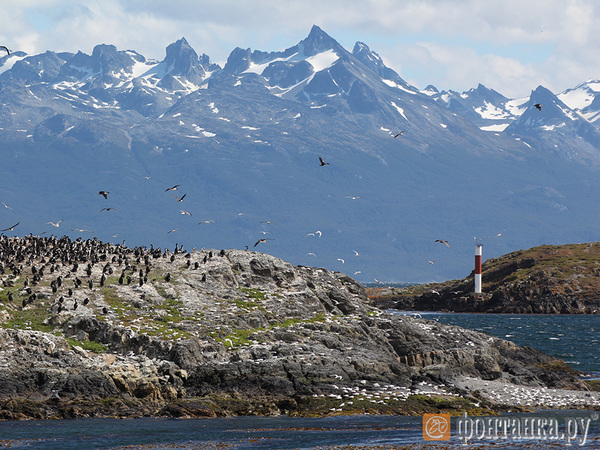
0 412 598 449
0 313 598 449
394 312 600 375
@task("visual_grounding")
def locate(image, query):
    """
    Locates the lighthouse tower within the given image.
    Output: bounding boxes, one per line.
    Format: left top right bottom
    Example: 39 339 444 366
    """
475 244 483 294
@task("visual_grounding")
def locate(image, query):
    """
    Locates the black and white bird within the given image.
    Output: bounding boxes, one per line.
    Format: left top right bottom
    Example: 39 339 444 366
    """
435 239 450 248
534 103 543 111
319 157 329 166
0 46 9 55
165 184 181 192
98 190 109 199
393 131 405 138
254 238 274 247
174 193 186 202
1 222 19 232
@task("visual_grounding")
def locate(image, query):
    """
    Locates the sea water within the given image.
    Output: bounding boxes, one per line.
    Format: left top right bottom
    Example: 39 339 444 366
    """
395 312 600 376
0 313 598 449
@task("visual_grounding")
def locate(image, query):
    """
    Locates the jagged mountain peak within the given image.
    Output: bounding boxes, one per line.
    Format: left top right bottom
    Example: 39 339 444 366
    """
299 25 345 56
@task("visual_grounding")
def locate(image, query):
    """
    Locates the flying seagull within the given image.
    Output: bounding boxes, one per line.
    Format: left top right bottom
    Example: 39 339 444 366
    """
306 230 322 237
393 131 405 138
167 228 179 234
198 220 215 224
0 46 9 55
174 193 186 202
427 259 436 264
2 202 13 211
47 220 63 228
435 239 451 248
165 184 181 192
345 196 361 200
1 222 19 232
533 103 543 111
180 210 192 216
319 157 329 166
254 238 274 247
98 190 109 199
337 258 345 264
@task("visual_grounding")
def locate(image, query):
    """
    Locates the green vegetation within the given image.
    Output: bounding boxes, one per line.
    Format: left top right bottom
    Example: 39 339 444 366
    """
1 303 55 333
66 338 108 353
239 287 266 301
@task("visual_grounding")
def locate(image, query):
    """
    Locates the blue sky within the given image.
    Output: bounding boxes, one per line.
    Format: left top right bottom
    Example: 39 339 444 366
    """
2 0 599 98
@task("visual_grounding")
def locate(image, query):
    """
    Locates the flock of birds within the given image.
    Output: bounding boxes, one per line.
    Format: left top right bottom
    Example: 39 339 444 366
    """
0 40 546 283
0 233 227 314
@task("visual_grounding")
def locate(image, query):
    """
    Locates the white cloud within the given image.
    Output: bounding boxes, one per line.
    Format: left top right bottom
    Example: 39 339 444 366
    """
0 0 598 98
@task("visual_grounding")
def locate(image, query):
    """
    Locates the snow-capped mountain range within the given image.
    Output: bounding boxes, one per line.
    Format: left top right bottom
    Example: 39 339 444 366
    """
1 25 599 282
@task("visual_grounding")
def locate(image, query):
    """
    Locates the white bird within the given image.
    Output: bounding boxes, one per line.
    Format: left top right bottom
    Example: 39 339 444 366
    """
47 220 62 227
337 258 345 264
354 271 361 275
345 196 361 200
167 228 179 234
353 250 360 256
306 252 316 257
373 278 384 285
198 220 215 224
2 202 13 211
180 210 192 216
427 259 436 264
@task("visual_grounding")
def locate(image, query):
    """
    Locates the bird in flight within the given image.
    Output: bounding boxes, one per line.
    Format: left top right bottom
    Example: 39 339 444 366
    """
100 207 116 212
165 184 181 191
373 278 384 285
435 239 450 248
2 202 13 211
180 210 192 216
393 131 405 138
337 258 345 264
306 252 316 257
345 196 360 200
71 228 92 233
1 222 19 232
198 220 215 224
98 191 109 199
533 103 543 111
174 193 186 202
319 157 329 166
254 238 274 247
353 250 360 256
306 230 322 237
0 46 9 55
426 259 436 265
47 220 63 228
167 228 179 234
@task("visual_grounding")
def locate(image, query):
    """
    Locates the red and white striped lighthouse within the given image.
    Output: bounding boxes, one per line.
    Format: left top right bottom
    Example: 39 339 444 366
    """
475 244 483 294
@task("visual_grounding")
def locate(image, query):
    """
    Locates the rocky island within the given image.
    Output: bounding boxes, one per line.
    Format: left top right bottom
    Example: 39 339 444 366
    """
0 235 598 420
369 242 600 314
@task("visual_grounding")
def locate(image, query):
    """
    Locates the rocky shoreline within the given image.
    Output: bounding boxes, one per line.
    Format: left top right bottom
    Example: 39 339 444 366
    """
369 242 600 314
0 236 598 420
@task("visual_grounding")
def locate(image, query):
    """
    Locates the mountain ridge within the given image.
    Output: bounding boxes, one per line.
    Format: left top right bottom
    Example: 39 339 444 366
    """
0 26 599 283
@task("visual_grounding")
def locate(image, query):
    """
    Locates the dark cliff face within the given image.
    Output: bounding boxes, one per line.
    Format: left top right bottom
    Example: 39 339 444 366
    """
0 236 595 419
369 242 600 314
